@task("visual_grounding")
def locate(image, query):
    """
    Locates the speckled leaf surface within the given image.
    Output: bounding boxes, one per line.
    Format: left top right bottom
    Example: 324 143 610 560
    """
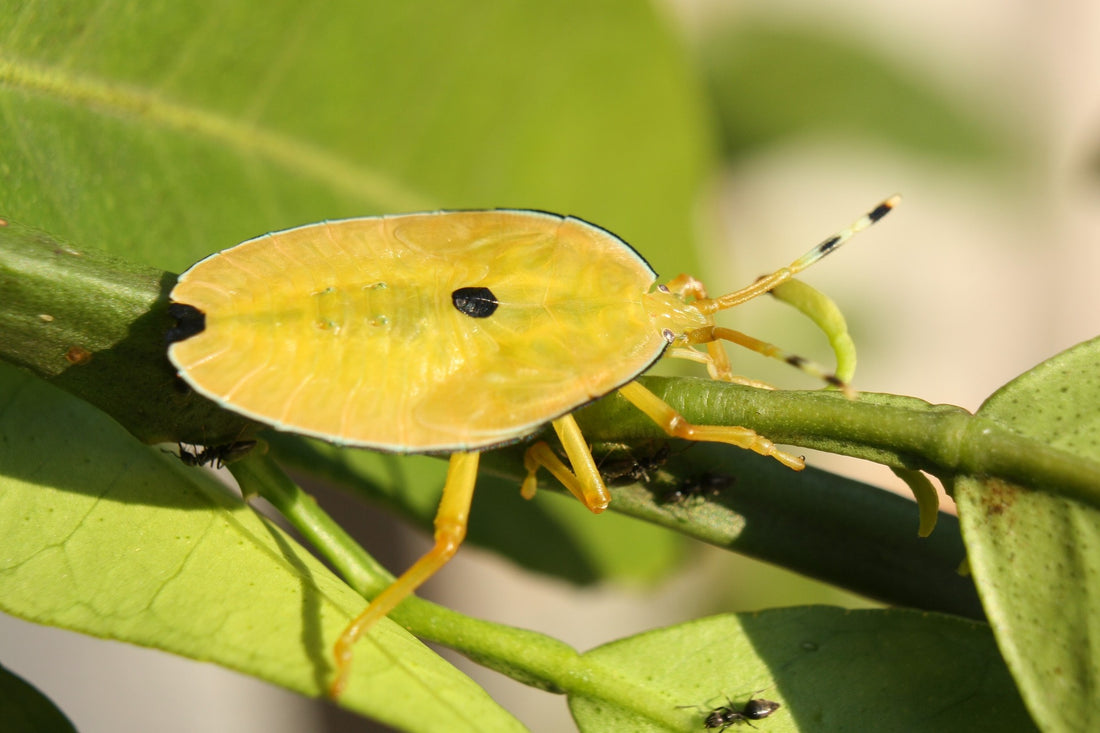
955 337 1100 732
569 607 1030 732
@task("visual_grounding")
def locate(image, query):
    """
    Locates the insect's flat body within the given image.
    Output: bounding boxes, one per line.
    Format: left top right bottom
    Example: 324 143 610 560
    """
168 199 898 697
170 211 670 452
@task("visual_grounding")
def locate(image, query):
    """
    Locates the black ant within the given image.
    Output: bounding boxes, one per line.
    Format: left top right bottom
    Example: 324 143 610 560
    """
596 442 672 485
681 690 781 730
177 440 256 469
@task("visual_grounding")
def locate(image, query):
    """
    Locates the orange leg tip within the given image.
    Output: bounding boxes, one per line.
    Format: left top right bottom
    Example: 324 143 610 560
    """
584 492 611 513
782 454 807 471
520 476 538 500
328 671 349 700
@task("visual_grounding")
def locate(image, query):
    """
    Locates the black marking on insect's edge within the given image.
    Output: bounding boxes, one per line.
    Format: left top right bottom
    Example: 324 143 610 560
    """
166 303 206 343
452 286 499 318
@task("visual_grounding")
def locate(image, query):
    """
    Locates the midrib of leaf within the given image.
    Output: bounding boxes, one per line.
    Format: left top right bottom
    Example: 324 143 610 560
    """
0 53 431 212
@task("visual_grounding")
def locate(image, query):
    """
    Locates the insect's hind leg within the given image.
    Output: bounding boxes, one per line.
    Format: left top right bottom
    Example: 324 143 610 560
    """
329 451 480 698
521 413 610 513
617 380 805 471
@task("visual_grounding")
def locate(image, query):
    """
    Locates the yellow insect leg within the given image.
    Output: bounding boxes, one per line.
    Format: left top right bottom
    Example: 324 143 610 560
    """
617 380 805 471
663 273 708 300
329 451 480 699
666 347 777 390
521 414 611 513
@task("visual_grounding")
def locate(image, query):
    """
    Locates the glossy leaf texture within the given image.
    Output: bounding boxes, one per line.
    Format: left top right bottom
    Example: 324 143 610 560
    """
0 367 522 732
0 1 708 275
0 0 710 598
568 607 1032 732
955 337 1100 732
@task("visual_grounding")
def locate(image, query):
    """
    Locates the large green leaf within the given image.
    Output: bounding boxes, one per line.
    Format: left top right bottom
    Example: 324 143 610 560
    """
955 337 1100 732
0 367 522 731
0 0 709 276
0 0 711 609
568 607 1031 732
0 3 714 727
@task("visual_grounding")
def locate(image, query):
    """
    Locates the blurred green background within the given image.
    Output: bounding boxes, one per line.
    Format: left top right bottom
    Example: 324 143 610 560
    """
2 1 1098 731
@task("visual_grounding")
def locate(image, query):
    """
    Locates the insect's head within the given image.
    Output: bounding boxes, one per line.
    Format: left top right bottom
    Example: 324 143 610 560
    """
642 285 713 344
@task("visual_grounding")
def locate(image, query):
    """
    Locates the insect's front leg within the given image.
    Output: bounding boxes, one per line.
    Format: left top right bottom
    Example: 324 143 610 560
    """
684 326 852 397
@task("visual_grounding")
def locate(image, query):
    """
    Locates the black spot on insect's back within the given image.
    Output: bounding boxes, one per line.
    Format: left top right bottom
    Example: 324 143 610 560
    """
167 303 206 343
452 286 499 318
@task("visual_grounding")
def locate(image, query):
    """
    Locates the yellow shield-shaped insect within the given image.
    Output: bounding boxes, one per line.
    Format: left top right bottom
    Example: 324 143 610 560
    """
168 211 669 452
167 199 897 697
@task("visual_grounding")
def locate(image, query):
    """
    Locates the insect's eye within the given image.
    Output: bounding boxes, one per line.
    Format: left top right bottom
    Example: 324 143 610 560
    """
452 287 499 318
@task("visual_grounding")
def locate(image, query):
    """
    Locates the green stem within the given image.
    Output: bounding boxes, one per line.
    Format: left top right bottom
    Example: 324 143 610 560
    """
4 222 1096 511
229 449 394 596
575 378 1100 505
231 450 692 728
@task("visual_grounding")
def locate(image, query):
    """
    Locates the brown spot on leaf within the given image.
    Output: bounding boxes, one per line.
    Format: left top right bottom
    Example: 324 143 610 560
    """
983 478 1020 517
65 346 93 365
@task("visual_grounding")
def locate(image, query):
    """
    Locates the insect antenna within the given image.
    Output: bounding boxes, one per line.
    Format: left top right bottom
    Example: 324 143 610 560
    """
696 194 901 315
678 195 899 395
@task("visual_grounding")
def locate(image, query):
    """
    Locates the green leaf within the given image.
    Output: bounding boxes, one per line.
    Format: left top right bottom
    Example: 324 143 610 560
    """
955 337 1100 731
568 607 1032 732
701 20 1025 167
0 0 713 602
0 662 76 733
0 367 521 732
0 0 710 278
